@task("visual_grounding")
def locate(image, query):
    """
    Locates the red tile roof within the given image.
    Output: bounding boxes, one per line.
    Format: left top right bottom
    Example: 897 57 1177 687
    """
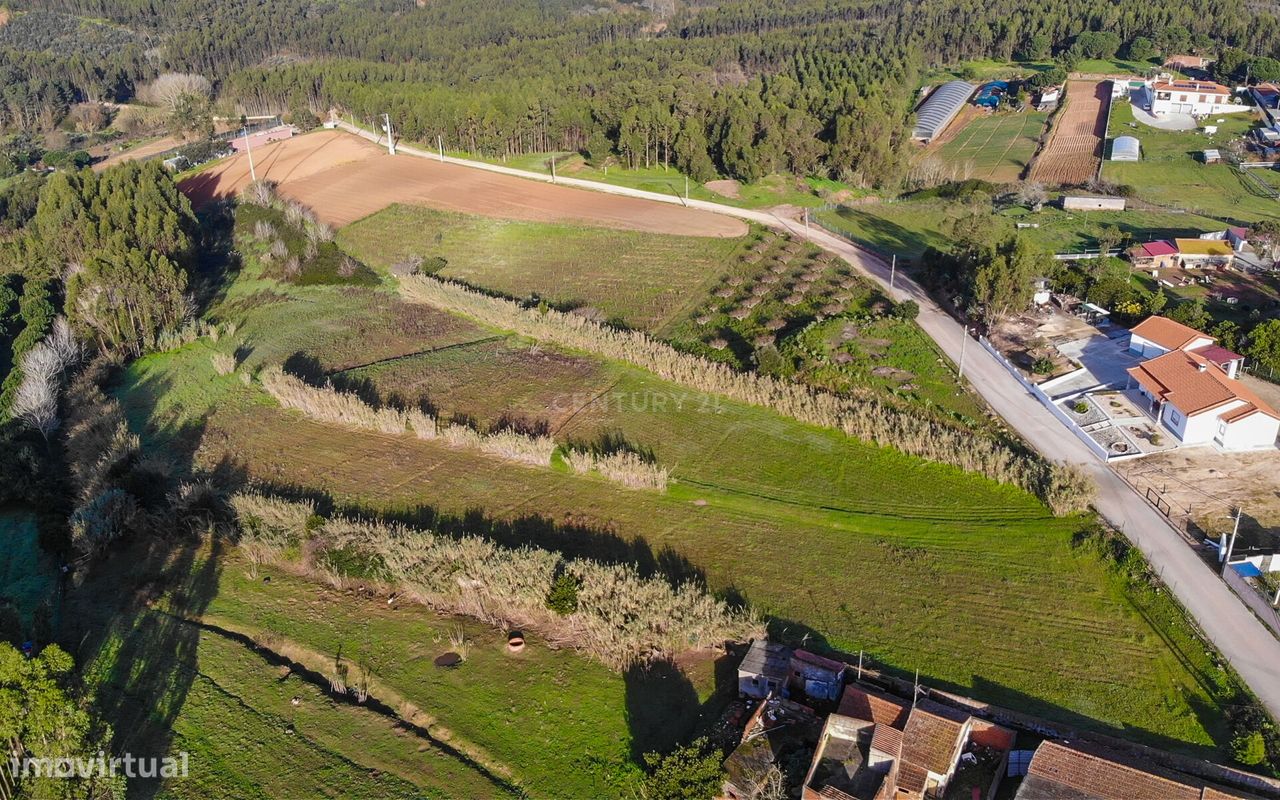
1023 741 1258 800
1130 316 1212 352
838 685 910 730
1128 350 1280 420
894 762 929 798
1153 79 1231 95
900 700 967 777
870 724 904 759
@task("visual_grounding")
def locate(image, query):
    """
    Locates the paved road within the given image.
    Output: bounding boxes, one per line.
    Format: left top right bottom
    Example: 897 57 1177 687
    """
336 122 1280 721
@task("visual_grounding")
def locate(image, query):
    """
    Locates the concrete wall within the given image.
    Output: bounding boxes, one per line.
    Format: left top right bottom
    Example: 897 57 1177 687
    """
1220 411 1280 451
1063 196 1127 211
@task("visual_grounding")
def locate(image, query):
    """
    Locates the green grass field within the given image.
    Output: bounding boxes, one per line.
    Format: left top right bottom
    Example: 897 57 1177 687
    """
105 227 1252 763
1101 101 1280 221
338 204 747 331
817 199 1232 261
935 112 1048 183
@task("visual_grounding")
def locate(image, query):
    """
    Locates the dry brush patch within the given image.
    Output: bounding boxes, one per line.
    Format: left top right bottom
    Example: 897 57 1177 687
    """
563 448 669 491
400 275 1093 513
230 492 759 668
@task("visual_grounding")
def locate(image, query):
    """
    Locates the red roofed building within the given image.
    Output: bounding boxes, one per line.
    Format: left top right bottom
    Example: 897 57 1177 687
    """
1015 740 1258 800
1128 240 1179 270
1127 349 1280 450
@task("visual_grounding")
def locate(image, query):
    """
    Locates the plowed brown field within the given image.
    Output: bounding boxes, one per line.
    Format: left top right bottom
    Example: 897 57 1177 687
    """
179 131 746 237
1028 80 1109 185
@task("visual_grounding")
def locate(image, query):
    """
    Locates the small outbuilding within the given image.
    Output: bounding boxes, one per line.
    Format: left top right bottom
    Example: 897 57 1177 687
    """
1062 196 1127 211
1110 136 1140 161
1202 149 1223 164
738 639 791 699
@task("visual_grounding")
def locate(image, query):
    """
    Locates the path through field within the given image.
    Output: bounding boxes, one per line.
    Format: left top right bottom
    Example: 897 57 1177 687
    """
1029 80 1109 185
179 130 746 237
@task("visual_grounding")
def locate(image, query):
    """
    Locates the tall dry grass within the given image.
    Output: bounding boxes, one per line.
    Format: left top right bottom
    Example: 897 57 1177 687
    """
230 491 759 668
564 449 669 491
258 366 555 467
400 275 1092 513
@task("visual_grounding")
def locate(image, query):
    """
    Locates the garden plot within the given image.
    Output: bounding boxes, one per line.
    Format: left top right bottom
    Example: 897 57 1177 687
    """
934 111 1049 183
1029 80 1109 185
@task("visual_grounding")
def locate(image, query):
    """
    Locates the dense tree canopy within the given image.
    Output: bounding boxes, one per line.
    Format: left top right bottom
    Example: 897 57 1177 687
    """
5 0 1280 184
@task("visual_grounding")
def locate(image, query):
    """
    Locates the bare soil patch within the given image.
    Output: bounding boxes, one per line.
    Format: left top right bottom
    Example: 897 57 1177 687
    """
1029 80 1108 185
704 179 742 199
180 131 747 238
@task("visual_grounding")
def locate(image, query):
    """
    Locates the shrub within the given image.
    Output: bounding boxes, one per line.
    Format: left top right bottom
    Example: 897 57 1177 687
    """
1232 731 1267 766
211 352 236 375
546 572 580 615
1031 356 1054 375
70 488 138 557
892 299 919 320
1072 401 1089 414
641 737 724 800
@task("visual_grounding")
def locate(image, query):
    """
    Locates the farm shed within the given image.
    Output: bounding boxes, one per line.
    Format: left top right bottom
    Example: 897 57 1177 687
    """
738 639 791 699
1062 196 1127 211
912 80 976 142
973 81 1008 109
1110 136 1140 161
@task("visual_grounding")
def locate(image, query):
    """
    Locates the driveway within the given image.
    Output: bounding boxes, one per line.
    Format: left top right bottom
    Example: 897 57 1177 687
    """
1054 334 1145 392
334 121 1280 724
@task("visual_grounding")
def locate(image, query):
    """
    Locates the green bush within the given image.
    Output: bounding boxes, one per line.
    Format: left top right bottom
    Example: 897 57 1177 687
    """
545 572 581 615
1232 731 1267 766
1072 401 1089 414
642 737 724 800
1031 356 1054 375
893 299 919 320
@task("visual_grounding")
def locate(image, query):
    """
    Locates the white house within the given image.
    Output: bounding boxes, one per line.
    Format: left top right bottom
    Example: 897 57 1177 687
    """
1127 348 1279 451
1127 315 1214 359
1150 80 1246 117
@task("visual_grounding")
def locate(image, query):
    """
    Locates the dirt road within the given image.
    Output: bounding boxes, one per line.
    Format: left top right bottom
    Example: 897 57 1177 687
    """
329 120 1280 722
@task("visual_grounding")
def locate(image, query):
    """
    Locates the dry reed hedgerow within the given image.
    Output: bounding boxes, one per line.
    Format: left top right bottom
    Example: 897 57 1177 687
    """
400 275 1094 514
229 492 761 668
259 368 675 481
564 448 669 491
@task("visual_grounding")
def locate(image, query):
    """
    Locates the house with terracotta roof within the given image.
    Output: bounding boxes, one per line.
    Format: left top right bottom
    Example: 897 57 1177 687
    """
723 694 823 800
1015 740 1259 800
1128 316 1216 359
1127 348 1279 450
1150 80 1244 117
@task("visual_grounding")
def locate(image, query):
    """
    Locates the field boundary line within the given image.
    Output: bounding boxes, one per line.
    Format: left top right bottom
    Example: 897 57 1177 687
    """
329 334 508 376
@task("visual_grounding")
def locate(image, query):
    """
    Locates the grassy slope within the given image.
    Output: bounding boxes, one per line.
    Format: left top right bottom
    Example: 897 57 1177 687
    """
69 540 666 799
338 204 745 331
114 248 1240 756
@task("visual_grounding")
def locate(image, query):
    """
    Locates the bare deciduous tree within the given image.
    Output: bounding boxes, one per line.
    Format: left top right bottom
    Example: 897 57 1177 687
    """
11 318 82 438
138 73 212 111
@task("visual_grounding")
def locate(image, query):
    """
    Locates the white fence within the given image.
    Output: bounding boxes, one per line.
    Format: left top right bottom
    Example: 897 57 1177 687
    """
977 336 1111 461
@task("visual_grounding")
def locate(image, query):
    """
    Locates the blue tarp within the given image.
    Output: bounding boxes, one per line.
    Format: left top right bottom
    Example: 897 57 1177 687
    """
1233 562 1263 578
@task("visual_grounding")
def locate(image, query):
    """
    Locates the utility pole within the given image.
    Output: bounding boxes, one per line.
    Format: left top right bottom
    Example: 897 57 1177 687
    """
958 326 970 380
550 156 556 183
1273 582 1280 609
856 650 863 682
438 135 444 162
804 207 810 232
1220 508 1242 576
889 254 897 292
684 175 689 202
381 113 395 156
242 126 257 182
